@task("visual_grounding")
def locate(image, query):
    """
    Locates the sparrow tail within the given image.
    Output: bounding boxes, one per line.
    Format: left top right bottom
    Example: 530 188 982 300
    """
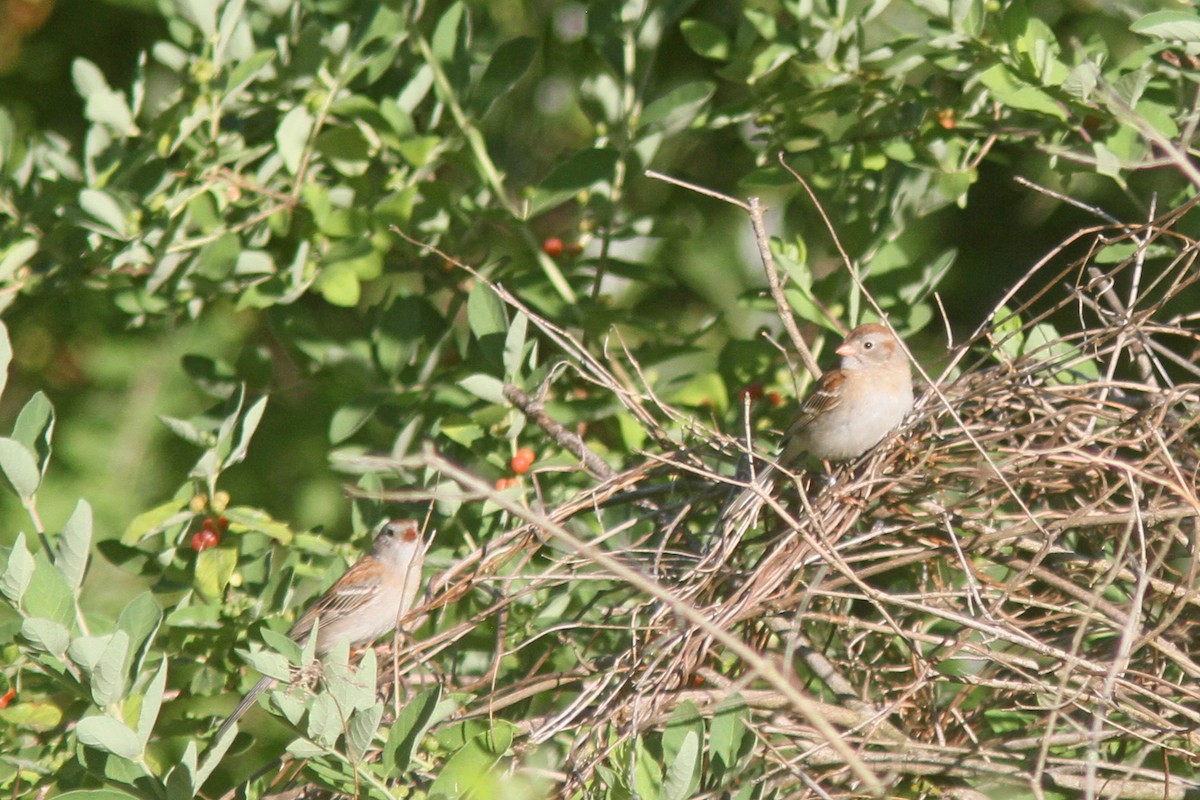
213 674 274 744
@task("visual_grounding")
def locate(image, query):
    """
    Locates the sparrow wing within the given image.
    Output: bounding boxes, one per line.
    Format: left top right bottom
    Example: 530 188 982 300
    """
287 558 382 642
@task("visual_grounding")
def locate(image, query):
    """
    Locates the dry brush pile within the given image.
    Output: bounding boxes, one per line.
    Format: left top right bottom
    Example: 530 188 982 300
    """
373 205 1200 799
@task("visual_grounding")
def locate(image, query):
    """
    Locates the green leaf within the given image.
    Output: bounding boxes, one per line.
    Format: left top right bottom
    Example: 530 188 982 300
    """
1131 10 1200 42
165 744 199 800
709 693 748 775
473 36 536 115
990 305 1024 360
431 1 465 63
176 0 219 36
330 404 375 444
227 395 268 467
324 647 376 714
276 105 315 175
195 232 240 281
315 126 372 177
633 736 663 800
53 790 143 800
383 685 442 772
23 554 75 626
395 135 441 167
307 691 341 745
116 592 163 675
214 0 249 66
539 147 620 194
458 374 506 405
181 353 241 399
0 699 63 731
79 189 131 237
69 635 107 679
136 659 168 748
315 261 362 306
467 281 507 339
347 703 384 761
977 64 1067 120
20 617 70 655
0 238 38 282
663 700 703 761
0 437 40 498
243 646 291 681
502 311 528 381
14 391 54 475
93 631 131 706
76 715 142 760
667 371 728 414
122 499 189 545
428 722 517 798
663 730 700 800
224 49 275 94
57 499 92 591
527 147 621 216
72 60 135 134
1 531 34 604
193 546 238 601
680 19 729 59
0 321 10 400
222 506 294 543
641 81 716 135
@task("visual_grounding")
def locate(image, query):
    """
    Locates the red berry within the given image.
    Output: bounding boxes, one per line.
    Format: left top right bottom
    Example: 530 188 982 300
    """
191 529 220 552
510 447 536 475
215 515 229 532
495 477 519 490
0 687 14 708
767 392 783 407
542 237 564 258
737 382 764 403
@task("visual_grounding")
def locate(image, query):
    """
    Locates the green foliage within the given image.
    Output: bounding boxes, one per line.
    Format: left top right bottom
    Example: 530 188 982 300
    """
2 0 1199 797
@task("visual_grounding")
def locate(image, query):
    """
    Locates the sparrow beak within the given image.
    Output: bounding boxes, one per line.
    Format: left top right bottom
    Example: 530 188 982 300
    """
835 342 856 357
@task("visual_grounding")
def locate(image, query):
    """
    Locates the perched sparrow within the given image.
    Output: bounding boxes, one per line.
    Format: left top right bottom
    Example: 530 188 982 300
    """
775 323 913 464
719 324 913 530
213 519 426 743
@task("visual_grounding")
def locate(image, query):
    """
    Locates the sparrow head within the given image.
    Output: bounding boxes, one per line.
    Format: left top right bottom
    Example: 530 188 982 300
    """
835 323 903 371
372 518 424 562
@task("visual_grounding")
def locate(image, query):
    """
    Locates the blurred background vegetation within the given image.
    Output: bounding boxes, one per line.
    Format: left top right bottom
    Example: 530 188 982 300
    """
2 0 1199 796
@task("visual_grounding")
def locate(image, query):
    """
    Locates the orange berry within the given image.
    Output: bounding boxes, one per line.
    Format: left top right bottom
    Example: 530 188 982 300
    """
542 237 564 258
494 477 519 490
510 447 536 475
0 687 14 708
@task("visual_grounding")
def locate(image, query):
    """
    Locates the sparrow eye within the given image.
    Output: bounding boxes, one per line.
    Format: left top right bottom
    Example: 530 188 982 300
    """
862 340 874 350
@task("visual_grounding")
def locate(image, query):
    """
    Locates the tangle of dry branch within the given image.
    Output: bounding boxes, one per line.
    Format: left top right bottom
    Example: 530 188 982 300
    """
370 206 1200 799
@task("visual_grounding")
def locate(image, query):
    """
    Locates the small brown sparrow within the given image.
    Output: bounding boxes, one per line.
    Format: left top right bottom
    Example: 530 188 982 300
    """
212 519 426 742
720 324 913 528
775 323 913 463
